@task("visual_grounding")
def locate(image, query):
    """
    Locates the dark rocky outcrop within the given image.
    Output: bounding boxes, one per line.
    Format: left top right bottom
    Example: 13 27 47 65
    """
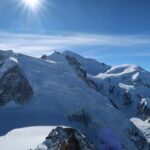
65 55 99 92
128 122 150 150
0 65 33 106
41 55 48 60
123 91 132 105
137 98 150 119
35 127 96 150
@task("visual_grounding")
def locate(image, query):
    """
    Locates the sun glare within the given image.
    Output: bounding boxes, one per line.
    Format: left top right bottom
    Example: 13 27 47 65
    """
25 0 39 7
22 0 44 11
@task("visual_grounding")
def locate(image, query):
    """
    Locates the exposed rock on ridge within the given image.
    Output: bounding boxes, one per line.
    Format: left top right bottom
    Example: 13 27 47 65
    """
34 127 96 150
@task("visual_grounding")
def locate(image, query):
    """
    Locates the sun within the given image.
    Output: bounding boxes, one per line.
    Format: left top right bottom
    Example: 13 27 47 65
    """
25 0 39 7
20 0 48 14
23 0 42 11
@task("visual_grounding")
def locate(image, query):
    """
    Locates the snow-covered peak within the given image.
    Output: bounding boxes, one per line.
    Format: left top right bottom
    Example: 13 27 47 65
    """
106 64 143 75
47 51 67 63
89 60 150 120
96 63 150 85
63 51 111 75
41 50 111 75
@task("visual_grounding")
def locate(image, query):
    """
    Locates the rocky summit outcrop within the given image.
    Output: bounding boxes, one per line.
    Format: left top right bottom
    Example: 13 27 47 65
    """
34 127 96 150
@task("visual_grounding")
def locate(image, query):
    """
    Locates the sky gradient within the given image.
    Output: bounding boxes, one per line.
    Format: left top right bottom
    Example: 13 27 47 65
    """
0 0 150 70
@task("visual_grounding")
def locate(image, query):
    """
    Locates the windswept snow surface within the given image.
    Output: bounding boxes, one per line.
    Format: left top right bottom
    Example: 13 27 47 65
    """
63 51 111 75
98 128 122 150
0 126 54 150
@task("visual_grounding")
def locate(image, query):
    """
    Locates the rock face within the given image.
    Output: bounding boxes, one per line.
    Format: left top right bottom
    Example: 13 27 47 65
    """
129 118 150 150
128 125 149 150
65 55 99 92
0 52 33 106
0 65 33 106
35 127 96 150
137 97 150 119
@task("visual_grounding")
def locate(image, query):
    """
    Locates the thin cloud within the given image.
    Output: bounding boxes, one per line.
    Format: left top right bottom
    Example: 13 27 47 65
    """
0 32 150 56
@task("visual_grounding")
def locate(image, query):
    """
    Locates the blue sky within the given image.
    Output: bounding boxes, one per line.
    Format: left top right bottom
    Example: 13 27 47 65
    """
0 0 150 70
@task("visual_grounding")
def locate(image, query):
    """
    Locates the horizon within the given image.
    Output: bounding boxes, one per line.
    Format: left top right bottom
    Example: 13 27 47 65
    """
0 0 149 71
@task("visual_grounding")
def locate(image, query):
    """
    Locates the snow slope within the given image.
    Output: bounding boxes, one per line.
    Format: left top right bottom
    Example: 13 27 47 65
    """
54 51 150 149
0 50 137 149
63 51 111 75
90 64 150 118
0 126 54 150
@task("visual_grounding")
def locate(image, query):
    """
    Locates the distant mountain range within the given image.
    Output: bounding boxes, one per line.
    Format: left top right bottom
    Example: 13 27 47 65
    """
0 50 150 150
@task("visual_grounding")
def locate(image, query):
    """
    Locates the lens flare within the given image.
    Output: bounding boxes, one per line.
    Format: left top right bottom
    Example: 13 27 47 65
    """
19 0 48 31
24 0 39 8
22 0 45 12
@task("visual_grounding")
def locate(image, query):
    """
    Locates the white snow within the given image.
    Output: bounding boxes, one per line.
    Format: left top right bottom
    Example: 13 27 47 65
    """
140 97 150 109
63 51 111 75
0 126 54 150
105 64 141 75
90 62 150 118
132 72 140 81
130 118 150 143
119 83 135 91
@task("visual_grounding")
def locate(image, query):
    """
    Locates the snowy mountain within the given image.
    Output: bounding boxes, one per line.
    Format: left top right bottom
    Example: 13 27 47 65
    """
63 51 111 75
63 51 150 149
0 50 150 150
89 63 150 118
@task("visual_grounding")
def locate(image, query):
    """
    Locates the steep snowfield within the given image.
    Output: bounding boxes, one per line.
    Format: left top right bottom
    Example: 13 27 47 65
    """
63 51 111 75
0 50 137 149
